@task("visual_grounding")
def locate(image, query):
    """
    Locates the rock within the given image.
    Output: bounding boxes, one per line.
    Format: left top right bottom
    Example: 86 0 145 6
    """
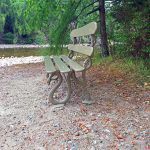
50 104 65 112
104 129 111 133
115 133 124 140
74 131 80 136
53 122 60 128
35 146 46 150
67 141 78 150
144 82 150 90
82 100 94 105
93 140 97 144
90 146 96 150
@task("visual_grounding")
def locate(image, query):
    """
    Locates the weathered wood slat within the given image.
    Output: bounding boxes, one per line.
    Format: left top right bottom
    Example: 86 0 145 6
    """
68 44 93 56
44 56 56 73
61 55 84 72
52 56 70 73
70 22 97 37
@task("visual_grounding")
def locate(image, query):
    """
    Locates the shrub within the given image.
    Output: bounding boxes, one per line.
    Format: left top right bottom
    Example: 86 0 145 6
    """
3 32 14 44
34 31 47 44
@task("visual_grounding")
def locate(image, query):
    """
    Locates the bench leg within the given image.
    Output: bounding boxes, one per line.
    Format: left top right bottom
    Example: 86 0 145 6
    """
70 71 93 104
81 71 93 105
48 72 71 105
71 71 80 86
47 73 58 85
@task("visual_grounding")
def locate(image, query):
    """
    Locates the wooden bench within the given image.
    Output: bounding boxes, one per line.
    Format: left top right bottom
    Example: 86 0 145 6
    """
44 22 97 105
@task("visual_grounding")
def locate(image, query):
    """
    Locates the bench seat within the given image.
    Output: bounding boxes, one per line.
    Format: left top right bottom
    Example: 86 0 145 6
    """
44 55 84 73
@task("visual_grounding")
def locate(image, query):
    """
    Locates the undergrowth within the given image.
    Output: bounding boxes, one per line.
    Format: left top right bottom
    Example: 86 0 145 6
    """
93 51 150 84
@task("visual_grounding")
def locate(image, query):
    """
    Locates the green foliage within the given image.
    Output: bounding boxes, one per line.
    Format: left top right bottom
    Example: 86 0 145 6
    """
34 32 47 45
23 0 99 54
51 1 80 49
107 0 150 59
0 14 5 33
119 58 150 83
93 52 150 83
3 32 15 44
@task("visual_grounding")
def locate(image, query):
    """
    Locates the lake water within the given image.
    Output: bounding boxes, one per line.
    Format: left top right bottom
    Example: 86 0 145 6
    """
0 48 49 58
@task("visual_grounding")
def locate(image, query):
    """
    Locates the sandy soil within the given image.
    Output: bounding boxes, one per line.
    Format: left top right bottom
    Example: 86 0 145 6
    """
0 63 149 150
0 56 43 67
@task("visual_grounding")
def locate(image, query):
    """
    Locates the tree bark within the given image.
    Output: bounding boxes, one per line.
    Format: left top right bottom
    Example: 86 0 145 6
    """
99 0 109 57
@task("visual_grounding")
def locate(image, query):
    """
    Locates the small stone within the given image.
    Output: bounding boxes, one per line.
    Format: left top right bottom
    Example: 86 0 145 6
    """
91 118 96 121
53 123 60 127
93 140 97 144
115 133 124 139
97 113 101 117
74 132 80 136
144 82 150 89
104 129 111 133
82 100 94 105
90 146 96 150
51 104 65 112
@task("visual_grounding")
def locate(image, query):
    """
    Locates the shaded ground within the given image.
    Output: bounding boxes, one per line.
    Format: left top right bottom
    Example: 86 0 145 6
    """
0 63 149 150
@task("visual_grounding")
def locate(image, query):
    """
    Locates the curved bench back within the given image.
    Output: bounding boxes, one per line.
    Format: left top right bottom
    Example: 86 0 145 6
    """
68 22 97 56
70 22 97 37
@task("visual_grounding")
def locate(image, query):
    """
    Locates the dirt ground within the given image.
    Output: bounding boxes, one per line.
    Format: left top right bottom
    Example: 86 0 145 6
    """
0 63 149 150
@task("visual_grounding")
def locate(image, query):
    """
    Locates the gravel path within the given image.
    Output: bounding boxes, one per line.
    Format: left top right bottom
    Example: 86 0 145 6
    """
0 56 43 67
0 63 149 150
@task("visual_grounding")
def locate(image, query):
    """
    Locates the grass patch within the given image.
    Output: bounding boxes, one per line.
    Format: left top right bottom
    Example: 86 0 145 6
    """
93 50 150 84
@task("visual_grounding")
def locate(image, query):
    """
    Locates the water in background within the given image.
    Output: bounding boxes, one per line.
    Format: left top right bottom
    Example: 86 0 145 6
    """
0 48 49 58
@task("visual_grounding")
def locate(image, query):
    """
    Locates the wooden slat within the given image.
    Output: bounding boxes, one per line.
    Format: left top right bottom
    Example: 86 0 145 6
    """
44 56 56 73
60 55 84 72
52 56 70 73
70 22 97 37
68 44 93 56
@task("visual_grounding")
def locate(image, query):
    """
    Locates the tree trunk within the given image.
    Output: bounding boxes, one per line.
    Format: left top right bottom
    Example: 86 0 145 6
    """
99 0 109 57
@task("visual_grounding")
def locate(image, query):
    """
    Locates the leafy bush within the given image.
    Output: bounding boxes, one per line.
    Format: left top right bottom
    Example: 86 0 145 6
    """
3 32 14 44
17 34 34 44
24 37 34 44
34 31 47 44
107 0 149 59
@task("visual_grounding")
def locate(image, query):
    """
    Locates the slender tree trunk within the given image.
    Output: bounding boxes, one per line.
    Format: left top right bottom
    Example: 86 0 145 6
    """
99 0 109 57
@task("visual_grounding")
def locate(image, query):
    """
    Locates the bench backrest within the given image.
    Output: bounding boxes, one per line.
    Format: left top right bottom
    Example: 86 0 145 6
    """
68 22 97 56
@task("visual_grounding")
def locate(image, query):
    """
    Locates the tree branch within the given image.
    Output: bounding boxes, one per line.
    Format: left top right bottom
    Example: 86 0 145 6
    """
76 0 98 19
87 7 99 16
